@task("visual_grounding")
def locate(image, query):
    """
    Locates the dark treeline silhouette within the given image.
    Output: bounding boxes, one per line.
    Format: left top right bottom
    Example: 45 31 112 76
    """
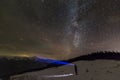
67 51 120 62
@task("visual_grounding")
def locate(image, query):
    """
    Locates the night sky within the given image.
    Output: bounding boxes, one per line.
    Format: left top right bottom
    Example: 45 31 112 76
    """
0 0 120 60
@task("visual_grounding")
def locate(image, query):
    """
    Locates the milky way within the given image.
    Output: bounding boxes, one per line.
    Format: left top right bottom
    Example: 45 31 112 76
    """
0 0 120 59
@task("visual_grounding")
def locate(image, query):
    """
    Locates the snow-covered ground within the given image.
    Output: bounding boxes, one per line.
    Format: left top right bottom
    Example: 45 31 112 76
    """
10 60 120 80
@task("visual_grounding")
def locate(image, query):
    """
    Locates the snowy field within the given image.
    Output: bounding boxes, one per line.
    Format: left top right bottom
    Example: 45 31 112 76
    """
10 60 120 80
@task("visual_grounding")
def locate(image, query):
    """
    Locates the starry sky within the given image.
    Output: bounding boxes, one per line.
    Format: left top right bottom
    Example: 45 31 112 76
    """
0 0 120 60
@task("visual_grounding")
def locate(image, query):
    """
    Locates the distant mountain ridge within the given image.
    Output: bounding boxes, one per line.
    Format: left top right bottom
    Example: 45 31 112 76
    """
0 56 71 79
0 56 47 78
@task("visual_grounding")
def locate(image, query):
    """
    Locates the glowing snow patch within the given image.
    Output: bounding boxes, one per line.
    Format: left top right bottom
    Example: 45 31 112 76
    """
43 73 74 78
